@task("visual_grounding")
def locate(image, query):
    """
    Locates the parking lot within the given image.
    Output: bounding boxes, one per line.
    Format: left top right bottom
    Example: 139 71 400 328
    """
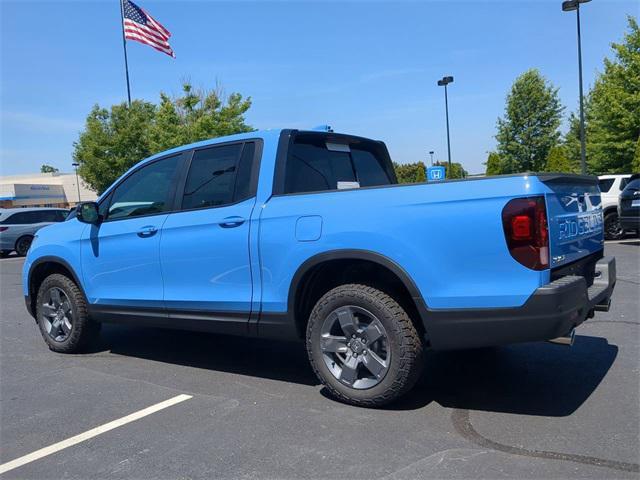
0 241 638 479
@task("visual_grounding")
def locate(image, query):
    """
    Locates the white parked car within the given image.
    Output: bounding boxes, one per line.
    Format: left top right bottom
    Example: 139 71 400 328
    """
0 208 69 256
598 174 632 240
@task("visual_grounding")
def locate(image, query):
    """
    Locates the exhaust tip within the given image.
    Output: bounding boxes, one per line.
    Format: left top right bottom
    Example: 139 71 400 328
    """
548 328 575 346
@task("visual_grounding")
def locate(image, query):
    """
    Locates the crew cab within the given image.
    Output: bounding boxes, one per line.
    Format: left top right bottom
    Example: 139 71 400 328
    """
23 129 616 406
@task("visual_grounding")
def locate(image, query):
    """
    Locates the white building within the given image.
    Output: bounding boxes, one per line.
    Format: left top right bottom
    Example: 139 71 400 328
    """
0 172 97 208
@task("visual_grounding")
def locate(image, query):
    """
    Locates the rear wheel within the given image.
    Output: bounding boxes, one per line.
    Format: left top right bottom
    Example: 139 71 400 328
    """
15 235 33 256
604 211 625 240
35 273 99 353
306 284 424 407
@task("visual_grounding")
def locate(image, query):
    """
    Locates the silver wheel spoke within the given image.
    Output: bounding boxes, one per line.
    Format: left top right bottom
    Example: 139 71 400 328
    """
363 318 384 344
320 304 390 390
362 350 387 378
61 317 72 335
41 287 72 342
339 356 359 385
336 308 358 337
321 335 348 353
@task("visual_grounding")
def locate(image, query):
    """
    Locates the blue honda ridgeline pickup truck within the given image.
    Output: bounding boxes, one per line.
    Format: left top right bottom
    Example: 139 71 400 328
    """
23 129 615 406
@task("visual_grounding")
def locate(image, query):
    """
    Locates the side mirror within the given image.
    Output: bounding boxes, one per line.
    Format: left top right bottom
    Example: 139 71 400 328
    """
77 202 100 225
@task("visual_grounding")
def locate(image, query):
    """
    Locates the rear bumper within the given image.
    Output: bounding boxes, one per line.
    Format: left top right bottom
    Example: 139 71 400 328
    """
425 256 616 350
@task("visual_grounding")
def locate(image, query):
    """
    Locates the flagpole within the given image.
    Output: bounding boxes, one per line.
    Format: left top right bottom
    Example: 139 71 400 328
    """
119 0 132 106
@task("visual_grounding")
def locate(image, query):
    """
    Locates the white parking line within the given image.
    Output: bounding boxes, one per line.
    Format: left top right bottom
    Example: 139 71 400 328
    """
0 393 192 475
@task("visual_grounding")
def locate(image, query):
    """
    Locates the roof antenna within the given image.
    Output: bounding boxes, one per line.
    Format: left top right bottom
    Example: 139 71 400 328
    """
312 124 333 132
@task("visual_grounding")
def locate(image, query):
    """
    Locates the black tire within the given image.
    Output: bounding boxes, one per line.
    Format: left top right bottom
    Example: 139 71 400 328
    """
306 284 424 407
35 273 99 353
604 211 625 241
15 235 33 256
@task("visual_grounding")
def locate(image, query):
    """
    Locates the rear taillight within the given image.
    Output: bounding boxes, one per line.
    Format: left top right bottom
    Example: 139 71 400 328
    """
0 227 8 232
502 196 549 270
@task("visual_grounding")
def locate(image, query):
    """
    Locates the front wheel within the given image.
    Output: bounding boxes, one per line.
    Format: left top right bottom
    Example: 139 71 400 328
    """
604 211 625 240
306 284 424 407
35 273 100 353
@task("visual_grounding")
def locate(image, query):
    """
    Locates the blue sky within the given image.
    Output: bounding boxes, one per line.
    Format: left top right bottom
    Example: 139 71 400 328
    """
0 0 636 175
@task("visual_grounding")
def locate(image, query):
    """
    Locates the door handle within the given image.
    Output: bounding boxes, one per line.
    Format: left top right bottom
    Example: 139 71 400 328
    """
137 225 158 238
219 216 245 228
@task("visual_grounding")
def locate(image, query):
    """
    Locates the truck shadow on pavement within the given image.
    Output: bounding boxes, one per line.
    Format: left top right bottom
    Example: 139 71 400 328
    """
391 335 617 416
97 326 616 416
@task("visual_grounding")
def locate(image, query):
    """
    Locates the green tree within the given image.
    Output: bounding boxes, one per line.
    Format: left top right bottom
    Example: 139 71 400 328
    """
495 69 564 173
484 152 503 175
73 82 253 194
40 164 59 173
575 16 640 174
544 145 574 172
634 137 640 171
393 162 427 183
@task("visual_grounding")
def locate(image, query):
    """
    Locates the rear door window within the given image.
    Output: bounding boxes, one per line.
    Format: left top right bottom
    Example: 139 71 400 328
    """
181 143 243 210
39 210 66 222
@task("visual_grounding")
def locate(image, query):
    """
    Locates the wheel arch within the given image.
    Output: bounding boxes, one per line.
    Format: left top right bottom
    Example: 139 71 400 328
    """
603 206 619 216
287 249 429 341
27 256 86 319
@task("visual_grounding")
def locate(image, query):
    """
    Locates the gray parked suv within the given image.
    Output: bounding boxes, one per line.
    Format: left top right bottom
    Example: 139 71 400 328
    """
0 208 68 256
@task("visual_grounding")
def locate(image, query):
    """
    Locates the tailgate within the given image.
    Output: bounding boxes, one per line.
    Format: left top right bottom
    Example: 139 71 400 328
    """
540 174 604 268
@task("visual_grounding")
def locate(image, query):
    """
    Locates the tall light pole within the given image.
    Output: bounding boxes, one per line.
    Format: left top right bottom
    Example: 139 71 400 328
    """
562 0 591 175
72 162 81 204
437 76 454 173
429 151 435 166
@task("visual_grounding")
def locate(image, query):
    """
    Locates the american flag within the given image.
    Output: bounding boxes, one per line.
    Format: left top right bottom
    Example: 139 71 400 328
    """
122 0 175 58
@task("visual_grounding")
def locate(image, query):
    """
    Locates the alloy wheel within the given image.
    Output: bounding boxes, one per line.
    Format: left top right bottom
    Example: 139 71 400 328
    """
605 215 624 240
320 305 390 389
41 287 73 342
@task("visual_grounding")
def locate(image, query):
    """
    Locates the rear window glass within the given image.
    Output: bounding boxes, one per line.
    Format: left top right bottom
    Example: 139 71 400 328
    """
598 179 614 193
624 178 640 191
283 134 394 194
620 178 630 190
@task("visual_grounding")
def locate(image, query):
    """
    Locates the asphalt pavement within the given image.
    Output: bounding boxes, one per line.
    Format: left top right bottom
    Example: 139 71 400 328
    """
1 241 638 479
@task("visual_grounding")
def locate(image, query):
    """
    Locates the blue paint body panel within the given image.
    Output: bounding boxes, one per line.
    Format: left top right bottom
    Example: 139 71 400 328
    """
159 198 256 312
23 129 606 342
259 177 551 311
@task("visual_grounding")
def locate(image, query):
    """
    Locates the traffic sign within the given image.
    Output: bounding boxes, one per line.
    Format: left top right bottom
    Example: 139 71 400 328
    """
427 166 446 182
